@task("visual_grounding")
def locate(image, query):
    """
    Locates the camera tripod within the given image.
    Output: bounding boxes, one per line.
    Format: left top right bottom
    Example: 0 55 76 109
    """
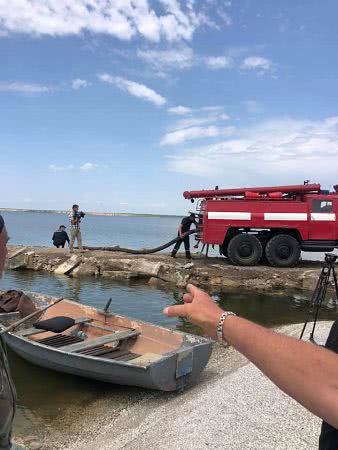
299 253 338 343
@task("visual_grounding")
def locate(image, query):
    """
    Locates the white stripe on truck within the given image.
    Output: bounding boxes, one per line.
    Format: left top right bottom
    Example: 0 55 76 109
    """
311 213 336 221
208 212 251 220
264 213 307 221
208 212 337 222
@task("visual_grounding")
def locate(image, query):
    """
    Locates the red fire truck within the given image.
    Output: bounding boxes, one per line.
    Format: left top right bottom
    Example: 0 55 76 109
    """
183 183 338 267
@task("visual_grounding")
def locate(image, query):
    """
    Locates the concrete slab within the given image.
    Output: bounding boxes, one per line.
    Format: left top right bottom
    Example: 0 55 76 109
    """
54 255 82 275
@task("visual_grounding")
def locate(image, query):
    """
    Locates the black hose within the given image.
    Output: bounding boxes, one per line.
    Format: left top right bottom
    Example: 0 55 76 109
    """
83 230 196 254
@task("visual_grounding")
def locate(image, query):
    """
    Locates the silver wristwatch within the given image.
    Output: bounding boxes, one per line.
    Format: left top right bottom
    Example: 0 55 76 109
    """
217 311 236 346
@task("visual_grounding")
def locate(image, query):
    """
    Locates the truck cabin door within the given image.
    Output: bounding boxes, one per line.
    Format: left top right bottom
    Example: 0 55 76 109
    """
309 199 336 240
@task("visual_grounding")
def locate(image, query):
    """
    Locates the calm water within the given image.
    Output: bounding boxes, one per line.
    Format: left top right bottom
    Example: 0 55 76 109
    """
2 211 180 249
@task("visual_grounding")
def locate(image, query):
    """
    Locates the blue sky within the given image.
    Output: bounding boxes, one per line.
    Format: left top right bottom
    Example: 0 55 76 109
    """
0 0 337 214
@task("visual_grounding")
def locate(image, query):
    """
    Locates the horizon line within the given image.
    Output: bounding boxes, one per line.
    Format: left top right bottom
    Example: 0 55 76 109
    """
0 207 182 218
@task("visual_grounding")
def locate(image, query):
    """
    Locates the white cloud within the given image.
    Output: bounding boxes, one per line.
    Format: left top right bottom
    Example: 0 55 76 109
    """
71 78 88 90
48 164 75 172
137 45 194 72
216 9 232 27
172 113 230 130
161 125 234 146
136 44 271 78
219 113 230 120
166 106 231 142
173 116 216 129
80 162 97 172
98 73 113 83
168 105 192 115
98 73 166 106
49 163 97 172
137 47 235 74
200 105 224 112
167 105 230 130
0 1 217 43
0 82 50 94
241 56 272 71
168 116 338 185
204 55 232 69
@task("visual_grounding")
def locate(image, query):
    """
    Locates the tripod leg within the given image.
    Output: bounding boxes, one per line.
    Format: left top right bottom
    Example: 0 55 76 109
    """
309 267 330 342
300 316 310 340
309 301 324 342
332 266 338 302
299 266 326 339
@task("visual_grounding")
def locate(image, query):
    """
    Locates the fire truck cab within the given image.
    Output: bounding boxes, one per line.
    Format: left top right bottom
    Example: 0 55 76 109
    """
183 183 338 267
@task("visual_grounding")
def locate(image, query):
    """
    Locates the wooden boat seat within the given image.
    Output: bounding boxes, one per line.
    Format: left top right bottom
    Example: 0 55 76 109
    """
58 330 140 353
16 317 93 338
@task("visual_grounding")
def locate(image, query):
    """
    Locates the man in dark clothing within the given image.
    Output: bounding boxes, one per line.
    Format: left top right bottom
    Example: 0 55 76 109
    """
171 213 197 259
52 225 70 248
319 319 338 449
0 215 18 450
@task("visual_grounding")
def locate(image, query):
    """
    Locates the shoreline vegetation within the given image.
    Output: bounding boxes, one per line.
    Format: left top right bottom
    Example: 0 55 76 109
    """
0 208 180 218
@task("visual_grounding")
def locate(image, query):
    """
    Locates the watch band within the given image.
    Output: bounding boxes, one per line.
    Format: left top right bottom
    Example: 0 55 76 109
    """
217 311 236 346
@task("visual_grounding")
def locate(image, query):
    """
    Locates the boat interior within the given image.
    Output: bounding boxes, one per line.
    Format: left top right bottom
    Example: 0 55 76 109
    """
10 298 185 367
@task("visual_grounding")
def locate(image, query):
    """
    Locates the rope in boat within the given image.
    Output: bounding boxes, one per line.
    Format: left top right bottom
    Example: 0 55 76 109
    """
83 230 196 254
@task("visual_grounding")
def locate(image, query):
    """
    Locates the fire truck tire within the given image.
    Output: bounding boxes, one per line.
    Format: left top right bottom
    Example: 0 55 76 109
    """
265 234 301 267
227 234 263 266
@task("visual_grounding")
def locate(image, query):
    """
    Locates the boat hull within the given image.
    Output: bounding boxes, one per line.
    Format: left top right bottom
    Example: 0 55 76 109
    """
3 332 212 391
1 313 212 392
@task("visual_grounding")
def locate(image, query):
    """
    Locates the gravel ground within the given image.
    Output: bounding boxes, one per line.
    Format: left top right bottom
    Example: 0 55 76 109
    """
59 321 333 450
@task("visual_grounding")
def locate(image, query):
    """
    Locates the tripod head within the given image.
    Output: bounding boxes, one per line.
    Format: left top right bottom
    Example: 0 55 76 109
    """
325 253 337 265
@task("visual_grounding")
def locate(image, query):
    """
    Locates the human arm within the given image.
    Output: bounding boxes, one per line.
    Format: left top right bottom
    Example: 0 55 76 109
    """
163 284 338 428
52 232 56 241
64 232 70 244
68 212 79 226
178 224 183 239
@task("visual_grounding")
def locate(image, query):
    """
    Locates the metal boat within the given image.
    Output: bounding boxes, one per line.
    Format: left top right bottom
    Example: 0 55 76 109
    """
0 292 212 391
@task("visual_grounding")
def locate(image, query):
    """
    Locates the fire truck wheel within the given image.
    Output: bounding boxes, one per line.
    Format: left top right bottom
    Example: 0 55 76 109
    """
265 234 301 267
227 234 263 266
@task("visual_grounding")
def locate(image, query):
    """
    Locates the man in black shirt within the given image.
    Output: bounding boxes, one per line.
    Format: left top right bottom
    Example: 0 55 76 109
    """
52 225 70 248
0 215 17 449
171 213 196 259
319 319 338 449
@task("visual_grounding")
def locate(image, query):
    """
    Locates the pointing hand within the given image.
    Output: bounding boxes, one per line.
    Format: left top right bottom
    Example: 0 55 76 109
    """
163 284 223 339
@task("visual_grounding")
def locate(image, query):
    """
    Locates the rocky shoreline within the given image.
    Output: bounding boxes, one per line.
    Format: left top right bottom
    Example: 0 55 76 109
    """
6 245 325 293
